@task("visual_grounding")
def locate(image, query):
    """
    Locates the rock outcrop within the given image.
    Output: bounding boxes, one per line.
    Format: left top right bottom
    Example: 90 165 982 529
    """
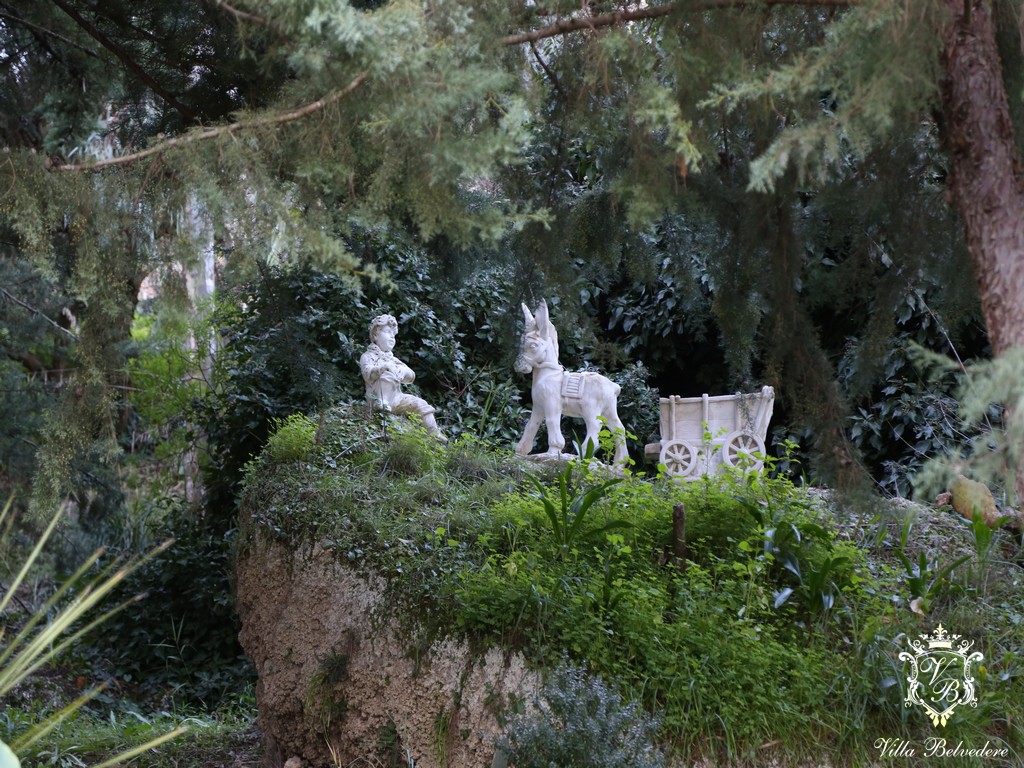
236 537 537 768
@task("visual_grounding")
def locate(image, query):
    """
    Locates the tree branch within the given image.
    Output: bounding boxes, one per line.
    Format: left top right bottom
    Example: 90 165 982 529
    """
57 72 369 172
530 40 566 102
0 288 77 338
500 0 856 46
48 0 199 123
0 10 100 56
501 3 677 45
213 0 267 25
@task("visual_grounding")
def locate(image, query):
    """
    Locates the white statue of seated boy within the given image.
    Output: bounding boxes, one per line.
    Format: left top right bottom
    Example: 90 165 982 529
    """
359 314 446 441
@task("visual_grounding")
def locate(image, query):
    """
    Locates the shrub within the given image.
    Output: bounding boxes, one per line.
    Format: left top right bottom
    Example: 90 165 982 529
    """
672 475 761 562
497 660 665 768
81 502 252 707
263 414 318 464
377 422 441 478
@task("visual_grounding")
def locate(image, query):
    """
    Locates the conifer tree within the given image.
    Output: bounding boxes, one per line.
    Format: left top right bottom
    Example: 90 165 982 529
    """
2 1 1022 501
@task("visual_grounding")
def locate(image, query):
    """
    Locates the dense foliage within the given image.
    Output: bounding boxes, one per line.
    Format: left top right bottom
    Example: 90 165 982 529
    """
237 408 1024 765
0 0 1011 515
0 256 76 502
80 503 252 708
497 660 666 768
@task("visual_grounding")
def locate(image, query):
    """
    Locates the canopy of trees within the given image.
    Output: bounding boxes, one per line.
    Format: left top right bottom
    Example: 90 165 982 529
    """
2 0 1022 508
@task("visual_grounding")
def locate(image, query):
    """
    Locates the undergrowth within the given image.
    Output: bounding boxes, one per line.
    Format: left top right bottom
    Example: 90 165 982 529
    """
236 406 1024 766
2 699 257 768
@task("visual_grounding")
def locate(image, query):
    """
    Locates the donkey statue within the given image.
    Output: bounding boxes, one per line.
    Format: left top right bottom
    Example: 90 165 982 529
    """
514 299 628 466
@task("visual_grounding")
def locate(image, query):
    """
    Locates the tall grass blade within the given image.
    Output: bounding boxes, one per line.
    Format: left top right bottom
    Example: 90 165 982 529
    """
0 500 182 764
0 547 108 671
89 726 190 768
0 503 63 615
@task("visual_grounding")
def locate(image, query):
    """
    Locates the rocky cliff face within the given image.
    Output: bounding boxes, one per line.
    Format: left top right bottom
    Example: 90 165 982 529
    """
235 537 537 768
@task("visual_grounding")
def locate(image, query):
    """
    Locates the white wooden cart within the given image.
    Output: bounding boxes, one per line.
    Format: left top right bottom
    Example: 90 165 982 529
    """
644 386 775 479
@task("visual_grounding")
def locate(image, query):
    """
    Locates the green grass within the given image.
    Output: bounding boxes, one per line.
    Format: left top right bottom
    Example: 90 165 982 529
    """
3 700 259 768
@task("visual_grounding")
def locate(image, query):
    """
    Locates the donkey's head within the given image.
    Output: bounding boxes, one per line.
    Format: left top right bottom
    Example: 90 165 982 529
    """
514 300 559 374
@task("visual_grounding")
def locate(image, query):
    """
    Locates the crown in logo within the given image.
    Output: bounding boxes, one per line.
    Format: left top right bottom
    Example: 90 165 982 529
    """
924 624 955 650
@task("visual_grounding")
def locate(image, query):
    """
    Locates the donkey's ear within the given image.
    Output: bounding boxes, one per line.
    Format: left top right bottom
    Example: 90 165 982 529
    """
536 299 549 330
536 300 558 355
521 303 536 332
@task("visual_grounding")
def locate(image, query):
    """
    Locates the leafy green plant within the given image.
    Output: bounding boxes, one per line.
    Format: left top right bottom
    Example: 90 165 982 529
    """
496 660 665 768
263 413 319 464
528 455 629 559
0 498 184 766
305 652 350 733
795 553 851 613
80 501 252 707
592 536 631 616
737 486 835 608
671 476 760 562
375 717 415 768
895 518 970 615
960 508 1011 565
844 338 977 497
377 422 442 478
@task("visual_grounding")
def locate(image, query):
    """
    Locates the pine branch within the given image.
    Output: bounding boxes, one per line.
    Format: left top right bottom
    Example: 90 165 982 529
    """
0 288 77 338
213 1 267 25
57 72 369 172
501 2 676 44
0 10 100 56
500 0 857 46
48 0 199 123
530 40 566 102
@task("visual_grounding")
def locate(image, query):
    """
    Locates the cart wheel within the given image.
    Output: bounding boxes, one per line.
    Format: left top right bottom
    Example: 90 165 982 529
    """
659 440 698 477
722 431 765 471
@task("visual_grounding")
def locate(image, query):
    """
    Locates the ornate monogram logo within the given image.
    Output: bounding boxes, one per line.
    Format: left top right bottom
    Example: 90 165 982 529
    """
899 624 984 727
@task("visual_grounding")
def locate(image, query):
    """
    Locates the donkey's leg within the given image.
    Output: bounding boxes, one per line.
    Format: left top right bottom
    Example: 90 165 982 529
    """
581 414 601 459
516 411 542 456
545 409 566 455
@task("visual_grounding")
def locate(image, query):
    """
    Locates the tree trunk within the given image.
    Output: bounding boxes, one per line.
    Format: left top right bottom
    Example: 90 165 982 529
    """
940 0 1024 505
183 196 217 508
940 0 1024 355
